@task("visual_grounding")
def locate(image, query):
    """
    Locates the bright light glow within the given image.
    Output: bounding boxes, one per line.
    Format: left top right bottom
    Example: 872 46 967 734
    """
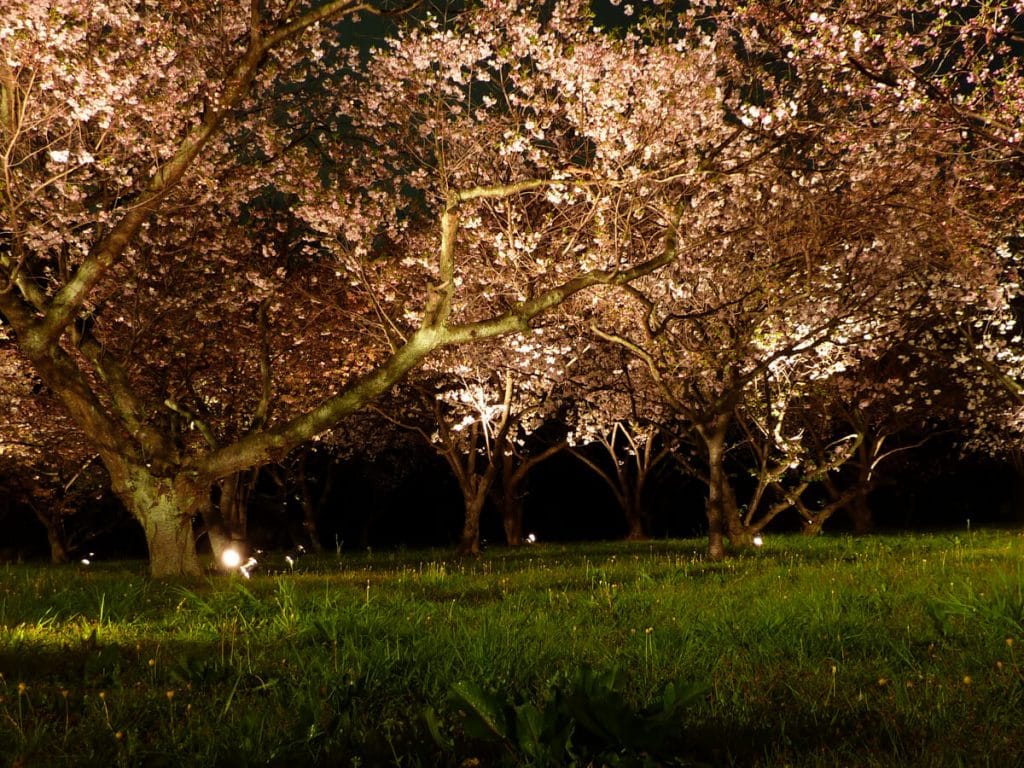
526 533 537 544
80 558 91 565
221 548 242 568
240 557 258 579
753 536 764 547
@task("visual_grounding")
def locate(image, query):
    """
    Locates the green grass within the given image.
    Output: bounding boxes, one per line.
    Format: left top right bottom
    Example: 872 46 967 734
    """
2 531 1024 766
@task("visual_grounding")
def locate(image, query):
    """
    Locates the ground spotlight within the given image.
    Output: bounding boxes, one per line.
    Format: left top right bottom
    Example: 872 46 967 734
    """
221 547 242 569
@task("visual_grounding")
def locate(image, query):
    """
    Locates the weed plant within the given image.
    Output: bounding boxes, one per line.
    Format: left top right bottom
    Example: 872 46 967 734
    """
1 531 1023 766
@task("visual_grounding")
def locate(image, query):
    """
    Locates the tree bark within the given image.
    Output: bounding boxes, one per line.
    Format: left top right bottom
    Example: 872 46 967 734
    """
848 442 875 534
106 460 202 577
295 451 331 552
457 485 488 555
723 482 754 549
43 518 70 564
849 490 874 535
496 449 524 546
624 506 648 540
27 502 71 564
702 416 753 550
699 416 731 560
496 441 564 546
501 492 525 546
202 471 253 563
219 472 250 539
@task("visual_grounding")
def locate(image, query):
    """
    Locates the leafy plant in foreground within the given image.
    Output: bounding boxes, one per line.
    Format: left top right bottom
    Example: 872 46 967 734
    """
429 666 710 767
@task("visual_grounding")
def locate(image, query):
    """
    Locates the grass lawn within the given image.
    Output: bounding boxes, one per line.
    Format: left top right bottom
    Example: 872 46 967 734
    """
2 530 1024 766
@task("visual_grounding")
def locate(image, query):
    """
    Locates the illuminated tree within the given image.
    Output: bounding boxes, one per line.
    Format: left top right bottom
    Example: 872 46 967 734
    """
564 343 674 540
6 0 1015 576
729 0 1024 437
377 331 569 554
0 342 120 561
592 100 999 557
0 1 717 575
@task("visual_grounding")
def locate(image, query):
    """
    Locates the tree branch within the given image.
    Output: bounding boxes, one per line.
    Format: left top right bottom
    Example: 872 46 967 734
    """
33 0 379 347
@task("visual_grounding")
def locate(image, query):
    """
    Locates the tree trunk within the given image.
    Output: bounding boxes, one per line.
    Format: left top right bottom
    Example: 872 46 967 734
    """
203 471 252 564
706 492 726 561
496 442 566 546
43 518 70 564
501 493 524 546
802 518 825 536
624 467 650 541
849 490 874 535
848 447 874 535
699 417 730 561
721 478 753 549
28 504 71 564
451 429 505 555
295 452 330 553
107 461 202 577
219 472 251 539
457 486 487 555
624 505 648 540
497 451 524 546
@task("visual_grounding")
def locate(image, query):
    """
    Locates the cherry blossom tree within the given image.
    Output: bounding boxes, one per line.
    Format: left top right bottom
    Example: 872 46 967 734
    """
544 0 1021 558
728 0 1024 437
0 340 121 561
375 329 570 554
6 0 1015 576
564 342 674 540
778 337 972 535
589 89 1000 557
569 419 673 540
0 1 718 576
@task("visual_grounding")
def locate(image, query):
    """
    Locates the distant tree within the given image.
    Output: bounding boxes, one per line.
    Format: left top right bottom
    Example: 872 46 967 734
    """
591 110 999 557
569 420 673 541
565 347 675 541
378 333 568 554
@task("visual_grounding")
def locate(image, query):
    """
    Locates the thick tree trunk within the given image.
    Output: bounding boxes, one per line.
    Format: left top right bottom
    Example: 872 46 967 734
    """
107 461 202 577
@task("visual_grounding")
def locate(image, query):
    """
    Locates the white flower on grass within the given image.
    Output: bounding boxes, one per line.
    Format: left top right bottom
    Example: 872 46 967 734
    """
48 149 70 163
